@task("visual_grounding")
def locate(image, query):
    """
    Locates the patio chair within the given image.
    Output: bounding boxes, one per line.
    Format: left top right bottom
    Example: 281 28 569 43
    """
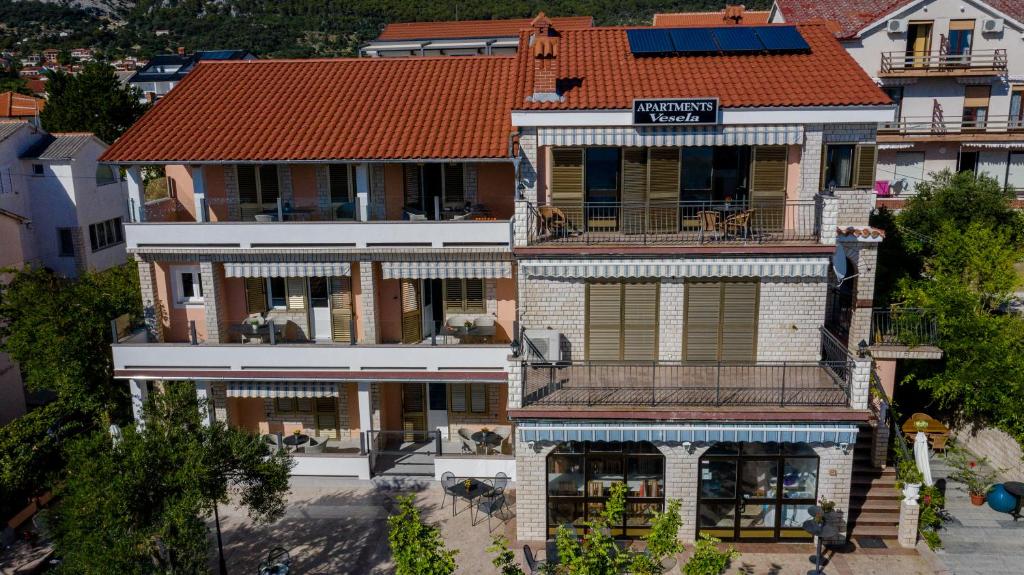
523 545 548 575
538 206 570 238
724 209 754 240
265 434 282 453
489 471 509 498
440 471 459 515
474 492 511 532
458 428 481 454
697 210 722 243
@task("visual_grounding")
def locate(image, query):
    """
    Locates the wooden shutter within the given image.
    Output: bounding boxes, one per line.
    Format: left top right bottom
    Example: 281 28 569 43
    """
444 279 465 314
465 279 485 313
329 164 351 203
329 277 353 343
315 397 338 439
853 144 877 189
621 148 648 234
586 283 623 360
750 146 788 200
622 283 659 360
403 164 421 209
444 164 465 206
684 281 723 362
450 384 467 412
245 277 267 314
470 384 487 413
550 148 584 211
258 165 280 205
286 277 306 310
648 148 680 233
400 279 422 343
720 282 758 363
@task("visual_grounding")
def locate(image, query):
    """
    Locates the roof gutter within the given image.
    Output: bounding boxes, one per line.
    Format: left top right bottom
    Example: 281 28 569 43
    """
99 157 516 166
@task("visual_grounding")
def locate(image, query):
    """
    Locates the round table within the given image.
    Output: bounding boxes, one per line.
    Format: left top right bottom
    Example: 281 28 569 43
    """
283 434 309 449
472 431 502 451
1004 481 1024 521
802 506 839 575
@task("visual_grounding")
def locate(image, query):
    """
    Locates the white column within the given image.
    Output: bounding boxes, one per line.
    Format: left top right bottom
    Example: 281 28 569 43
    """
358 381 372 432
125 165 144 223
191 165 207 222
129 379 148 430
355 163 370 221
195 380 214 426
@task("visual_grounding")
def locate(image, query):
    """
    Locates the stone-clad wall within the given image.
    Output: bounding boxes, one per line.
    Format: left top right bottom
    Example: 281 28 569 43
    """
756 278 828 362
658 281 685 361
518 276 586 360
814 444 855 543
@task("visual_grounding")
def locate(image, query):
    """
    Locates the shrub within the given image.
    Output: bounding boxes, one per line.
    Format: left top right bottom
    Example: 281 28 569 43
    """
683 534 738 575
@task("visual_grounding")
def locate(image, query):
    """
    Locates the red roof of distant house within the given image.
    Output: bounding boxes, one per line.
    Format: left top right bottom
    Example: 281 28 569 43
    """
653 10 770 26
774 0 1024 39
0 92 44 118
101 57 517 162
514 23 891 110
376 16 593 40
25 79 47 96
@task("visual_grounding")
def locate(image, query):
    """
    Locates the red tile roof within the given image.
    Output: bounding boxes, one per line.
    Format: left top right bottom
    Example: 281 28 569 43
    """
101 57 517 163
774 0 1024 39
653 10 770 26
376 16 593 41
514 23 891 110
0 91 44 117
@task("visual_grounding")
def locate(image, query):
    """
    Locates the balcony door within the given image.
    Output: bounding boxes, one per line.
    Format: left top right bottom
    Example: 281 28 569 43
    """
400 279 422 344
906 22 932 68
402 383 427 440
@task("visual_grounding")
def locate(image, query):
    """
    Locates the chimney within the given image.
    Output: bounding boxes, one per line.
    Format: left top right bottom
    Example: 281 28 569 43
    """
177 46 186 56
529 13 561 103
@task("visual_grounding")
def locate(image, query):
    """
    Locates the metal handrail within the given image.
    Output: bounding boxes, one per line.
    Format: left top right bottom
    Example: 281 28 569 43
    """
879 114 1024 135
870 308 938 346
880 48 1007 73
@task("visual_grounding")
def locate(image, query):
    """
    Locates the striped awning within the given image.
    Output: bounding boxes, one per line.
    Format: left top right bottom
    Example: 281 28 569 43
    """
224 262 351 278
521 258 827 279
538 125 803 147
381 261 512 279
518 421 859 445
226 382 339 398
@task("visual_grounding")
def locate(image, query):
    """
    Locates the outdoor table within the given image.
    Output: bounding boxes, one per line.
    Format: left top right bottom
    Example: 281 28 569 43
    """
712 204 745 214
1004 481 1024 521
448 477 491 518
802 506 838 575
230 322 283 344
472 431 502 453
283 434 309 452
901 413 949 447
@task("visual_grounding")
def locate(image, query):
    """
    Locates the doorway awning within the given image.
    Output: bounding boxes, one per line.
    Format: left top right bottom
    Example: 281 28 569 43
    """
226 382 339 398
537 125 804 147
381 260 512 279
517 421 859 445
520 258 827 279
224 262 351 278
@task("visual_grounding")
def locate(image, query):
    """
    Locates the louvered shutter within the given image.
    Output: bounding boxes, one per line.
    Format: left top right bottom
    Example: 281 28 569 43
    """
245 277 267 314
751 146 788 234
621 148 648 235
684 281 722 362
286 277 306 310
400 279 422 344
470 384 487 413
720 282 758 363
329 164 351 203
258 165 280 206
237 165 260 220
329 277 353 343
854 144 877 188
586 283 623 360
623 283 659 360
551 148 584 227
444 279 465 314
444 164 465 206
465 279 485 313
403 165 421 209
648 148 680 233
450 383 467 412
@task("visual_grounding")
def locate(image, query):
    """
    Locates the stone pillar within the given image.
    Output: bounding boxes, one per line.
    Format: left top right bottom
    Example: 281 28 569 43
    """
514 199 530 247
506 359 522 409
817 193 838 245
129 379 148 429
357 381 372 432
798 124 824 201
846 240 879 353
224 165 240 221
464 163 478 206
658 281 685 361
660 444 707 542
195 380 214 426
370 164 386 221
137 258 163 342
199 261 228 343
814 443 854 543
514 440 554 541
355 163 370 221
873 418 891 468
898 499 920 548
357 261 378 343
278 164 293 206
315 165 331 219
850 358 872 410
125 165 144 222
191 165 208 222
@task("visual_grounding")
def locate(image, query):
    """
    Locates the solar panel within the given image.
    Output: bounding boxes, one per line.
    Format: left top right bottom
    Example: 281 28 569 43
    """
711 28 765 52
753 26 810 52
627 29 674 54
667 28 719 53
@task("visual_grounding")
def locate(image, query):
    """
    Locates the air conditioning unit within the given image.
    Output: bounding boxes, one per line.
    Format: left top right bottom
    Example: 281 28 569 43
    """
523 329 565 364
982 18 1004 33
887 19 908 34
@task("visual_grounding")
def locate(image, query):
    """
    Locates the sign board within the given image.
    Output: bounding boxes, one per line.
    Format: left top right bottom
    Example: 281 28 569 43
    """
632 98 719 126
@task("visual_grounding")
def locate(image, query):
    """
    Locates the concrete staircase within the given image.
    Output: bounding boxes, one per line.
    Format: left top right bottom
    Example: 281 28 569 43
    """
846 424 901 543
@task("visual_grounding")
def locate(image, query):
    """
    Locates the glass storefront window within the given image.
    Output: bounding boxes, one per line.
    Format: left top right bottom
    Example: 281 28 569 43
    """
698 442 819 541
546 441 665 538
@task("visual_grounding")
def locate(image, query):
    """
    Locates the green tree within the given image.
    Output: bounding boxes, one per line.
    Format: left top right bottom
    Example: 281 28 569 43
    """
0 62 31 95
554 482 633 574
630 499 685 575
488 536 528 575
0 264 141 417
682 534 737 575
387 494 458 575
40 62 147 144
48 383 293 574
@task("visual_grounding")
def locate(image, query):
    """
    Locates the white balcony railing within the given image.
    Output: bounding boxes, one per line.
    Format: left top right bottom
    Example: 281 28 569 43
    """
124 219 513 250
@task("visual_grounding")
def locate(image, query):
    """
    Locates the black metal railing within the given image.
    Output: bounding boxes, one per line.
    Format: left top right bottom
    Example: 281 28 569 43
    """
526 199 819 246
880 48 1007 74
870 308 938 346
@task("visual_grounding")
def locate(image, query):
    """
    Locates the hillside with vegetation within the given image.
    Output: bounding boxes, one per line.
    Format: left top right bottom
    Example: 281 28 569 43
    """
1 0 770 58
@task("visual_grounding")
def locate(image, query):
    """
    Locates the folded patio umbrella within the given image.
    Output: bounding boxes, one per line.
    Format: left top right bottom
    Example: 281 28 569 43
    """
914 431 934 486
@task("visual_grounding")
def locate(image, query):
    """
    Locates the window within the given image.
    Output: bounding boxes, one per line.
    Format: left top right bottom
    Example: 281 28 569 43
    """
274 397 312 413
88 217 124 252
329 164 355 220
585 282 659 361
268 277 287 309
963 85 991 131
95 164 119 186
547 441 665 538
236 164 280 220
57 228 75 257
449 383 488 413
173 266 204 306
684 280 758 363
958 151 979 174
32 164 43 176
947 20 974 58
1010 87 1024 130
443 278 485 314
698 442 819 541
401 163 467 218
584 147 621 205
821 144 876 190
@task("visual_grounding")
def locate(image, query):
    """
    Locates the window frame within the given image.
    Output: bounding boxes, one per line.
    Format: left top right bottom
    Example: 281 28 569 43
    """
443 278 486 315
448 383 489 414
57 227 75 257
267 277 288 310
172 265 204 307
32 164 44 176
822 144 856 190
88 217 124 253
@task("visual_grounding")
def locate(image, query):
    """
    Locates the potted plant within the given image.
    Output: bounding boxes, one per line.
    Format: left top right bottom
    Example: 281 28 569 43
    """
946 445 1000 505
914 419 929 432
896 460 924 502
815 496 836 524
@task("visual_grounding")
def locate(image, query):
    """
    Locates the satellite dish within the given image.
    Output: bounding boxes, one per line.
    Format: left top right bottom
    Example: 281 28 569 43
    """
832 245 848 280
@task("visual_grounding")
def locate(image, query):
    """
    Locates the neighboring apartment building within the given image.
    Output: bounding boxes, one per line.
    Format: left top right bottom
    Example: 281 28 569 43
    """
771 0 1024 200
360 16 593 57
127 49 255 103
0 92 44 121
103 15 906 546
